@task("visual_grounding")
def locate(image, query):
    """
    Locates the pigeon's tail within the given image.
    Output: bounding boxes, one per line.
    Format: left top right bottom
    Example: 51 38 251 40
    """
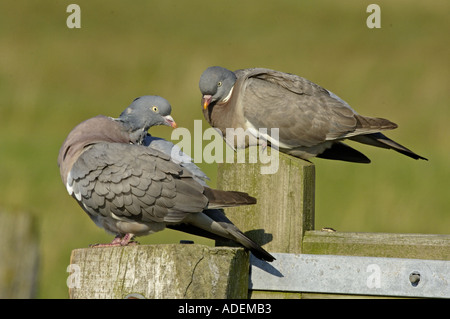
223 225 276 262
203 187 257 208
205 209 275 262
350 132 428 161
354 114 398 131
317 142 371 163
317 132 428 163
170 209 275 262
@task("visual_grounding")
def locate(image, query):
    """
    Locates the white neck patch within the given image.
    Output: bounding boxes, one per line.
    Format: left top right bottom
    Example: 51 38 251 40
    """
222 85 234 103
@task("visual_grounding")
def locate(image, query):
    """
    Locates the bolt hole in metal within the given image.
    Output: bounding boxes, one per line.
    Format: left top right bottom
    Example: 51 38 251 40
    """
409 271 421 287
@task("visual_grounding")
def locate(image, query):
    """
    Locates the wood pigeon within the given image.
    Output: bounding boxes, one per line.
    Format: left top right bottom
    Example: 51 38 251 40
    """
57 95 275 262
199 66 427 163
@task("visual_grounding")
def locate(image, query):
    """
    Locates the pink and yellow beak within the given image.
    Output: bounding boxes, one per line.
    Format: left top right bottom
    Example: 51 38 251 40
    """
163 115 177 128
202 95 212 110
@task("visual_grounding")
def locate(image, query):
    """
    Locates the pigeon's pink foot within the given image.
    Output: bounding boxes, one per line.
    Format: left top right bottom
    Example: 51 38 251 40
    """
90 233 138 247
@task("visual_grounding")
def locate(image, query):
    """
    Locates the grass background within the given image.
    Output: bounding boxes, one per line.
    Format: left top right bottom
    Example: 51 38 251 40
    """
0 1 448 298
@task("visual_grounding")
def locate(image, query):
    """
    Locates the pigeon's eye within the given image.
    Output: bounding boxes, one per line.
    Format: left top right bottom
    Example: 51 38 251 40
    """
152 106 159 113
217 81 223 87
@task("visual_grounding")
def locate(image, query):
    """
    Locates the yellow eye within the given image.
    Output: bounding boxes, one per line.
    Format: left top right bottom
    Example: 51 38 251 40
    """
152 106 159 112
217 81 222 87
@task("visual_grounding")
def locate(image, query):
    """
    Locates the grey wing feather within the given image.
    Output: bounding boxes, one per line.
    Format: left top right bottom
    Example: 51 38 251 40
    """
69 142 209 225
143 134 209 186
239 68 397 148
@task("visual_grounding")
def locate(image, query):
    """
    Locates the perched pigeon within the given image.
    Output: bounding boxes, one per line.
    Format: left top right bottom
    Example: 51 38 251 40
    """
57 95 274 262
118 96 209 185
199 66 427 163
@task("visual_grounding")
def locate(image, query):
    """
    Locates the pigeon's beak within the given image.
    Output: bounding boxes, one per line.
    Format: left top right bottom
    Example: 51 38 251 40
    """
163 115 177 128
202 95 212 110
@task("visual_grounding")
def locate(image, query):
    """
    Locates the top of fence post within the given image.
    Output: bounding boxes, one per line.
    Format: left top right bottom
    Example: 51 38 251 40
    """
217 148 315 255
217 148 314 298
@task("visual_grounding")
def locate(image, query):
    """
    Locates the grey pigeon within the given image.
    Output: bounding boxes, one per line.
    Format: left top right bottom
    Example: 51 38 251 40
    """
199 66 427 163
122 96 209 185
57 95 275 262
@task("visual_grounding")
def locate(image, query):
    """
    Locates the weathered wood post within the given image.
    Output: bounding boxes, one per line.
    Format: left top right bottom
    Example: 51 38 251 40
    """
217 149 315 298
69 244 249 299
0 212 39 298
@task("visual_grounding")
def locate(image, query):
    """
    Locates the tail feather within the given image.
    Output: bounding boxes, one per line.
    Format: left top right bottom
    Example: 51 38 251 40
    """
317 142 371 163
350 133 428 161
355 115 398 131
203 187 257 208
201 209 275 262
169 209 275 262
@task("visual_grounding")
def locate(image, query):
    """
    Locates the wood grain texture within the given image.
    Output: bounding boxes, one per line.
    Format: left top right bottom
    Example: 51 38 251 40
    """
217 149 315 298
303 231 450 260
217 149 315 254
69 244 249 299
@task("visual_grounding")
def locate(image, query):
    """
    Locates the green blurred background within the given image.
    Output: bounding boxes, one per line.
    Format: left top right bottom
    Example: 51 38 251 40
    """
0 1 448 298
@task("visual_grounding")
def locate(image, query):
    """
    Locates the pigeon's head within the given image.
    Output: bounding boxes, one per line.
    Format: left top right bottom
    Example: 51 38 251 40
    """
119 95 177 135
199 66 237 109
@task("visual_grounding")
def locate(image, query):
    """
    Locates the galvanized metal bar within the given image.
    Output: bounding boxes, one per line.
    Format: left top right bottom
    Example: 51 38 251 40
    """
250 253 450 298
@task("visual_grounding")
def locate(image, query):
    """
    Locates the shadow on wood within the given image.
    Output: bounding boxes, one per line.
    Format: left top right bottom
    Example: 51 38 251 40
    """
217 149 315 254
217 149 315 298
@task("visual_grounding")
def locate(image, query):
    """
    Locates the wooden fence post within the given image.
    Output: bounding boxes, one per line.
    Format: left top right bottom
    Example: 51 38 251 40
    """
68 244 249 299
217 149 450 299
217 149 315 298
0 212 39 298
